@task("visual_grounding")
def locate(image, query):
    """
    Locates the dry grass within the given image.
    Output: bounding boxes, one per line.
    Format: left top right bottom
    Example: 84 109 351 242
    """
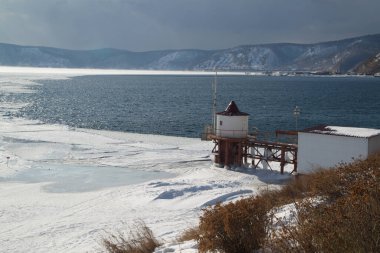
102 221 161 253
266 154 380 253
177 226 200 242
197 196 271 253
196 153 380 253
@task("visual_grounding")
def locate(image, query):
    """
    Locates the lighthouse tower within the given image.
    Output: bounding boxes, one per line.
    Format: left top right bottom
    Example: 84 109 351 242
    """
212 101 249 168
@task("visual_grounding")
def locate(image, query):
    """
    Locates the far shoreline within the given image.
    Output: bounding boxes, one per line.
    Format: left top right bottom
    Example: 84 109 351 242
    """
0 66 377 78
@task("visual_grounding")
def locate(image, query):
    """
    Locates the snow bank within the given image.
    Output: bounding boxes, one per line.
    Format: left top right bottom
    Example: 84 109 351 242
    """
0 71 291 252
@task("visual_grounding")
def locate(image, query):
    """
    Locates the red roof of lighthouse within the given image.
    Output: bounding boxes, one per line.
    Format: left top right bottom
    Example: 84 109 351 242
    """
216 101 249 116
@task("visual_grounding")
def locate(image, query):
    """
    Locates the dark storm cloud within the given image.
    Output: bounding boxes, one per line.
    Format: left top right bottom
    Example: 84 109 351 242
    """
0 0 379 51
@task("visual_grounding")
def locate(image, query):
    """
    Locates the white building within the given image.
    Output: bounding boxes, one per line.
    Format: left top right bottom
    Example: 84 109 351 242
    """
298 125 380 173
211 101 249 168
215 101 249 138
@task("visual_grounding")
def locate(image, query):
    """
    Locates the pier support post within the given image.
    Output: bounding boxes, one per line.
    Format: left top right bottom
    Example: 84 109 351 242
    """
293 151 298 173
237 143 242 166
280 147 286 174
225 141 229 167
244 145 248 165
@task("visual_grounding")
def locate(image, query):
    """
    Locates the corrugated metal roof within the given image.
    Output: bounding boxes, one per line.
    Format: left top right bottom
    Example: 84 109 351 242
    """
302 125 380 138
216 101 249 116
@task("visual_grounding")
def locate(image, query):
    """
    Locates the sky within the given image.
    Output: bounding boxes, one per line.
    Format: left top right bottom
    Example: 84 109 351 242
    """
0 0 379 52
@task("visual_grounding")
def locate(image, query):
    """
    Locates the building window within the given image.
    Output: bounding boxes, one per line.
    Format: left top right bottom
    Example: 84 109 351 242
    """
219 121 223 126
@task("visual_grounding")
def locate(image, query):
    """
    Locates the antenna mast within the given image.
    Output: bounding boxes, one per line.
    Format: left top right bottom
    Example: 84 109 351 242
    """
212 70 217 133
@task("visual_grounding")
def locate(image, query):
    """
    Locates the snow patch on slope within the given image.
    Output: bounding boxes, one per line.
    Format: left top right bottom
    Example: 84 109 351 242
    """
195 47 279 70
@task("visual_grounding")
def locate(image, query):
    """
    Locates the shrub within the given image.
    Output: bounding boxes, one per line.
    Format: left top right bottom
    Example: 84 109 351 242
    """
197 196 271 253
266 154 380 253
102 221 161 253
196 154 380 253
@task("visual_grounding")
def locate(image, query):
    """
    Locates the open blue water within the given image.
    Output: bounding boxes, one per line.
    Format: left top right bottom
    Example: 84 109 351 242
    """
14 75 380 138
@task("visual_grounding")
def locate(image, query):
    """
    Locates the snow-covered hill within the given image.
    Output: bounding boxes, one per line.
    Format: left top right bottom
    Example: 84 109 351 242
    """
1 34 380 73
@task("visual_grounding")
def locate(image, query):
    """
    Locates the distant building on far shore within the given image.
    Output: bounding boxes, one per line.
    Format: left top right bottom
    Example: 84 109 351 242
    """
298 125 380 173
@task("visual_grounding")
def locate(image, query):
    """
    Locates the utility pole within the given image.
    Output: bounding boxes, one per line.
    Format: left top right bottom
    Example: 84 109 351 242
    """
212 71 217 133
293 106 301 131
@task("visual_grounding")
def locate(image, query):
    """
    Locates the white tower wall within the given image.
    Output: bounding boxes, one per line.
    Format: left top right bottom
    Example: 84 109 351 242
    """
216 115 248 138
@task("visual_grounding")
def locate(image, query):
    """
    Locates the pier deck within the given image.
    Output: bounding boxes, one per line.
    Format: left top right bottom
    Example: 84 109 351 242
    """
209 133 298 174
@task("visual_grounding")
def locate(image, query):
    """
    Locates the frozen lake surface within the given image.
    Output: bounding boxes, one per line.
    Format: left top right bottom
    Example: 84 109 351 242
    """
1 163 173 193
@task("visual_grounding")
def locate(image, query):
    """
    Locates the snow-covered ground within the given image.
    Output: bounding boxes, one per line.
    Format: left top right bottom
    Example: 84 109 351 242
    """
0 67 292 253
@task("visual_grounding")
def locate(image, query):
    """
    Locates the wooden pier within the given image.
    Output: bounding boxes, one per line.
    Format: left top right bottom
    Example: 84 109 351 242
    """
210 135 248 167
209 133 298 174
204 100 298 174
247 139 298 174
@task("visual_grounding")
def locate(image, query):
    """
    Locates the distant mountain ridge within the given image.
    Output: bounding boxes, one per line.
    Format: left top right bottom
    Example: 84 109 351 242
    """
1 34 380 74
